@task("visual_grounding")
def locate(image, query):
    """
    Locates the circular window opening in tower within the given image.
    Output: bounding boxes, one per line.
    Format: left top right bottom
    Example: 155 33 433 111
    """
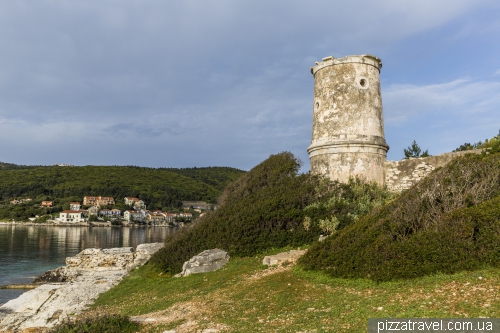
356 76 369 89
314 100 321 112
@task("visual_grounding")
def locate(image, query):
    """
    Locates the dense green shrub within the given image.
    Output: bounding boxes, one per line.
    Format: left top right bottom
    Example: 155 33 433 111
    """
299 152 500 281
48 314 139 333
150 152 322 274
303 178 395 234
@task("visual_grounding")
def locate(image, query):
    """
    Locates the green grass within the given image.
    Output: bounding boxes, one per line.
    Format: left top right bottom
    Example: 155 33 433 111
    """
87 248 500 332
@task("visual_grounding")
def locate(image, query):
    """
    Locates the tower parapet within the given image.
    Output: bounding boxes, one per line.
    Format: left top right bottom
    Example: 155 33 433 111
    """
307 54 389 185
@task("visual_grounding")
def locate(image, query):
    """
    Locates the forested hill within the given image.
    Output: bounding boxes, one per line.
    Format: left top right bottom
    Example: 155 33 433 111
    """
0 165 245 209
0 161 26 169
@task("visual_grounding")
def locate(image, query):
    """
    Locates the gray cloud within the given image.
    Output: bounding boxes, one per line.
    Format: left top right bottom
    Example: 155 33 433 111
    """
0 0 498 169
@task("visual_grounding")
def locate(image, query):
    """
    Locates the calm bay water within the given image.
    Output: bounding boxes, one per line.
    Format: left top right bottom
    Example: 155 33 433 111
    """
0 225 174 305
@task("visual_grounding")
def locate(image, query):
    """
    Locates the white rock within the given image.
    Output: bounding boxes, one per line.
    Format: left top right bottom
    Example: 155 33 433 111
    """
262 250 307 266
0 242 164 332
178 249 229 277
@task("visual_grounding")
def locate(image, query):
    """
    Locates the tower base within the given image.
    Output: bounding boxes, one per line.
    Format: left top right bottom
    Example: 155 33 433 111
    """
308 137 389 186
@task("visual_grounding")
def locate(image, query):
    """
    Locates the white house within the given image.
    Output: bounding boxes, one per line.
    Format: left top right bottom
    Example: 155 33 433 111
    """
124 197 146 209
69 202 81 211
58 210 85 223
124 210 144 222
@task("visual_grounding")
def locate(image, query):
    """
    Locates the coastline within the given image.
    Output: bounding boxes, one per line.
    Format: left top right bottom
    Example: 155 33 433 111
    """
0 221 174 227
0 225 175 309
0 243 164 332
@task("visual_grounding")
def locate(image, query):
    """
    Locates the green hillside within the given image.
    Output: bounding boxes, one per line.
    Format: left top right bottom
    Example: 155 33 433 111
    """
0 165 244 221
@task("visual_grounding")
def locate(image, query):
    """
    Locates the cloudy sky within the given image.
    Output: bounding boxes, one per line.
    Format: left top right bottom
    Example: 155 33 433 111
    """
1 1 499 171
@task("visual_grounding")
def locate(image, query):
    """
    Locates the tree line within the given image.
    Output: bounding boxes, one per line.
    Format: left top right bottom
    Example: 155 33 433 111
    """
0 165 244 221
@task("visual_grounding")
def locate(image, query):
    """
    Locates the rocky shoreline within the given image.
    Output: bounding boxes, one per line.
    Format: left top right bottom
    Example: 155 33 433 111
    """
0 243 164 333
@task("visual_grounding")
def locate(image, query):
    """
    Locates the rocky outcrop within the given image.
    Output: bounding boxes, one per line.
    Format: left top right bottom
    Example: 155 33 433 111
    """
262 249 306 266
32 266 79 284
134 243 165 267
65 247 136 271
0 243 163 333
177 249 229 277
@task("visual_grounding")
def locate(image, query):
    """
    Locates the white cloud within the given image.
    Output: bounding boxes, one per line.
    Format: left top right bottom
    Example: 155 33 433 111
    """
384 77 500 160
384 78 500 124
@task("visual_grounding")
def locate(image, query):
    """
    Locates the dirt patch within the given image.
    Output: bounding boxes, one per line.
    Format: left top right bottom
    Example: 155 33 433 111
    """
245 265 292 282
131 300 229 333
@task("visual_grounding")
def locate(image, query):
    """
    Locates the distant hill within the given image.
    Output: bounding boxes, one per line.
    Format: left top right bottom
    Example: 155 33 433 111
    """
0 165 245 220
0 161 25 169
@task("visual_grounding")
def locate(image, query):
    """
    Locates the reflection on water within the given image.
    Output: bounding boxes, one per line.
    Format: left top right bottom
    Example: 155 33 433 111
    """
0 225 174 305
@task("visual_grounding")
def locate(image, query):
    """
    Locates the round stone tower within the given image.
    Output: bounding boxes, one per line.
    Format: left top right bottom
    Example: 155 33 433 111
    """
307 54 389 186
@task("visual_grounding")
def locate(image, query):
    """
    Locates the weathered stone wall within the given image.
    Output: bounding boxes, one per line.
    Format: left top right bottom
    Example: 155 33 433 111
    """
307 55 389 186
385 150 483 191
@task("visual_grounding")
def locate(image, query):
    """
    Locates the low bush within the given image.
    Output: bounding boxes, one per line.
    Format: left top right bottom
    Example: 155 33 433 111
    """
303 178 395 235
48 314 139 333
299 152 500 281
150 152 322 274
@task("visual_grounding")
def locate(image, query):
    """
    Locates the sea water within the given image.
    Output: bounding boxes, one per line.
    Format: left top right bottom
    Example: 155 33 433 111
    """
0 224 174 305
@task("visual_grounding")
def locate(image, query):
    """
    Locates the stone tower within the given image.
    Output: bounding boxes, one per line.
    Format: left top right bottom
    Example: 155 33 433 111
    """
307 54 389 186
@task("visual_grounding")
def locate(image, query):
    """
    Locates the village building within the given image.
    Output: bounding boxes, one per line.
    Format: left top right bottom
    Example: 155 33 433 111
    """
124 210 144 223
83 196 115 207
41 201 53 207
145 213 166 225
58 210 85 223
182 201 211 211
164 213 177 223
124 197 146 209
10 198 33 205
179 212 193 219
87 205 99 216
99 209 121 217
69 202 80 211
99 209 112 216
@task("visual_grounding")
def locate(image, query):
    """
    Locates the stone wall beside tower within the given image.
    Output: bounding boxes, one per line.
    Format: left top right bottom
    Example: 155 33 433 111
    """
307 54 389 186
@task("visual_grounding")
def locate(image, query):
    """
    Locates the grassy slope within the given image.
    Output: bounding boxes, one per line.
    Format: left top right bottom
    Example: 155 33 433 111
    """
88 248 500 333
